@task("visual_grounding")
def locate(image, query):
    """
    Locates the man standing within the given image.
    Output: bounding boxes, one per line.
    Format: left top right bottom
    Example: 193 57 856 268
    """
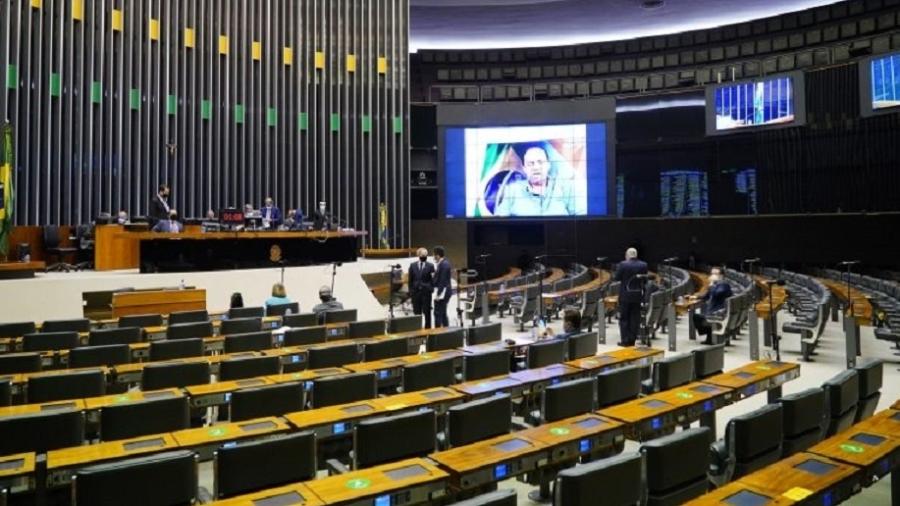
408 248 435 328
261 197 282 229
149 184 171 225
614 247 648 346
432 246 452 327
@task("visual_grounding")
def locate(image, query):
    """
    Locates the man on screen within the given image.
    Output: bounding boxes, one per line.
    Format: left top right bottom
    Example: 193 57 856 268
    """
493 143 582 217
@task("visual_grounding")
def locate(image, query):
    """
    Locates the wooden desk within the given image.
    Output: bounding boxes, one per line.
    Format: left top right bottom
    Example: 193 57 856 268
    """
459 267 523 291
819 278 874 326
170 417 291 451
541 268 610 304
701 360 800 403
83 389 184 411
0 452 35 480
508 363 584 393
685 480 796 505
452 375 525 399
453 363 581 401
263 367 351 385
808 424 900 484
47 434 180 487
851 409 900 439
369 387 463 413
112 288 206 318
739 453 863 505
7 367 109 395
0 399 87 419
892 399 900 411
519 413 625 464
486 268 565 301
186 377 274 408
304 458 448 505
344 349 463 382
755 276 787 319
208 483 324 505
94 224 141 270
0 261 46 279
429 432 549 490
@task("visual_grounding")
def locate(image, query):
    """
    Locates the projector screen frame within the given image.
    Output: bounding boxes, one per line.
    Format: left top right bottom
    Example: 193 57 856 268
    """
704 70 807 136
859 51 900 118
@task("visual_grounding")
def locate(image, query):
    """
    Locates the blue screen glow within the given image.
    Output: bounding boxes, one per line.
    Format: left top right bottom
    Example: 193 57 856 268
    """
333 423 347 434
494 463 509 479
579 439 592 453
375 495 391 506
714 76 795 130
871 53 900 110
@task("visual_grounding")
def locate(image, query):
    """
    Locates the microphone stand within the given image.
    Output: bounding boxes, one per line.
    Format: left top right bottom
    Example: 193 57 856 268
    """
455 269 465 327
330 262 341 295
534 256 548 327
476 253 491 325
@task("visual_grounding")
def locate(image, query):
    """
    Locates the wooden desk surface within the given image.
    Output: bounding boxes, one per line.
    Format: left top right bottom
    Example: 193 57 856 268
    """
459 267 523 291
83 389 184 410
284 400 384 430
520 413 624 448
345 350 462 373
598 381 731 424
114 356 210 376
0 399 87 418
508 363 582 385
701 360 800 391
11 366 109 386
170 417 291 448
851 409 900 438
48 434 180 470
304 458 448 505
892 399 900 411
184 377 273 397
739 453 862 502
208 483 324 505
542 268 610 302
755 276 787 319
429 432 547 474
370 387 463 412
127 229 367 241
263 368 351 384
819 278 874 325
807 426 900 470
604 346 664 364
0 452 36 479
684 480 796 505
452 375 524 397
0 261 46 272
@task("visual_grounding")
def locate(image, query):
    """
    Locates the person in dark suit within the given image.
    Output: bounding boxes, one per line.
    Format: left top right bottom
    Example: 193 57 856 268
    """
691 267 733 344
149 184 171 225
151 209 183 233
614 247 649 346
261 197 282 229
408 247 435 328
432 246 452 327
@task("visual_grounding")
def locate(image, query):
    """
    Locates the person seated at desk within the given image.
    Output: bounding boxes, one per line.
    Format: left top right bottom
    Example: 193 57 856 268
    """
206 209 217 220
244 203 263 230
151 209 183 233
690 267 733 345
282 209 305 230
265 283 294 310
261 197 282 229
312 285 344 316
231 292 244 309
542 310 582 341
116 210 129 225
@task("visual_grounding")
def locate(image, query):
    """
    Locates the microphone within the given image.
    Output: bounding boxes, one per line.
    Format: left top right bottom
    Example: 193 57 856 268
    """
535 254 550 260
635 273 655 280
838 260 860 266
477 253 492 258
744 257 761 264
662 256 679 263
595 256 608 263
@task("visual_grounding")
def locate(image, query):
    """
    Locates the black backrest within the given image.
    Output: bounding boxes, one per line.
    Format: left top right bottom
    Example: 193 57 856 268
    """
73 450 197 506
528 339 567 369
28 369 106 403
0 352 43 374
23 331 80 352
41 318 91 333
88 326 143 346
854 358 883 398
227 306 265 319
463 349 511 381
453 490 517 506
118 313 164 328
543 377 595 423
596 365 644 408
0 409 85 454
780 387 827 437
823 369 860 417
349 319 387 339
566 332 598 360
402 358 456 392
653 352 695 391
322 309 357 324
0 321 36 338
281 312 318 327
728 403 783 460
354 409 436 469
166 321 213 340
641 427 711 495
266 302 300 317
307 343 360 369
100 396 190 441
141 362 210 390
282 326 327 347
219 356 281 382
555 452 643 506
215 431 317 499
467 322 502 345
387 315 422 334
167 309 209 325
223 331 273 353
692 344 726 378
0 379 10 406
230 382 304 421
363 339 409 361
149 338 204 361
310 373 378 408
220 318 263 336
426 329 466 351
68 344 131 368
447 394 512 448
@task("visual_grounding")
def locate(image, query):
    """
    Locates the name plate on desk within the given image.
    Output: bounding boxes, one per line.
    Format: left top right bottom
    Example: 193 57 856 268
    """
123 437 167 452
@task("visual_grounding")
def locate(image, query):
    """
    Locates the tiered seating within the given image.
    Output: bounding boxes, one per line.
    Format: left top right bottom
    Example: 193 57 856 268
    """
764 268 833 360
817 268 900 353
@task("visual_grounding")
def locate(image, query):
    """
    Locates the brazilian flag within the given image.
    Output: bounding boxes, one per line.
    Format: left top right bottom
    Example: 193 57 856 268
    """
0 121 14 258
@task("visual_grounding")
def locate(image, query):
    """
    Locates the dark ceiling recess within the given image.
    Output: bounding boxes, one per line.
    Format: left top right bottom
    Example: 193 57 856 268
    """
640 0 666 10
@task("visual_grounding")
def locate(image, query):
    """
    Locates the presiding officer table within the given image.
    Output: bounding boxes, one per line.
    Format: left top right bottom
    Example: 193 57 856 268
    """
93 224 367 272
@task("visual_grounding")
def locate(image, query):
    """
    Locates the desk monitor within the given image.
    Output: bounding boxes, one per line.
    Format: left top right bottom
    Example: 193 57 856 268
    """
220 317 264 337
142 361 211 390
23 331 80 352
0 352 43 375
282 326 327 347
88 326 144 346
166 321 213 340
350 319 387 339
168 310 209 326
387 315 423 334
228 306 266 319
311 373 377 408
463 349 511 381
860 51 900 116
40 318 91 333
596 365 645 408
426 329 466 351
149 338 204 361
307 343 360 369
452 489 517 506
267 303 300 317
705 72 805 135
223 331 273 353
214 431 317 499
555 452 642 506
0 321 36 338
692 344 725 379
219 356 281 382
27 369 106 403
542 377 595 423
230 383 304 422
402 357 456 392
447 394 512 448
363 338 409 362
118 313 164 328
73 450 198 506
68 344 132 369
100 396 190 441
321 309 357 325
527 339 567 369
219 208 245 226
354 409 436 469
467 322 502 346
282 312 319 328
651 352 695 392
0 409 85 454
566 332 598 360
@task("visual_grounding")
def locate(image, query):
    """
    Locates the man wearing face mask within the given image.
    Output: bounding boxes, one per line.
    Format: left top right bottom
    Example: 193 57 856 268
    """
149 184 171 225
690 267 733 345
261 197 282 229
312 285 344 317
408 247 435 328
116 210 129 225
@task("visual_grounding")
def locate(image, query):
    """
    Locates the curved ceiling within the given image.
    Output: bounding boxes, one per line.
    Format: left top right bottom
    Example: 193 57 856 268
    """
410 0 842 51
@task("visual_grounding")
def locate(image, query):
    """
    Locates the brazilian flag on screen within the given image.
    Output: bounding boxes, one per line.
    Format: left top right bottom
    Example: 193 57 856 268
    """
0 121 14 258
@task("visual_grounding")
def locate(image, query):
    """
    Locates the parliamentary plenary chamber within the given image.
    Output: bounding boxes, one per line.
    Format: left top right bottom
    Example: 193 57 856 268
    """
3 0 900 504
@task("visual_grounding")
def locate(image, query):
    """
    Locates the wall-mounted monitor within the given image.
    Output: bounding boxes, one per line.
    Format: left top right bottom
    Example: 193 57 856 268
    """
706 71 806 135
860 51 900 117
660 170 708 217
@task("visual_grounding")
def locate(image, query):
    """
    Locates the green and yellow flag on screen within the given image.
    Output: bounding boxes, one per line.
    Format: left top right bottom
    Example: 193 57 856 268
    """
0 121 14 258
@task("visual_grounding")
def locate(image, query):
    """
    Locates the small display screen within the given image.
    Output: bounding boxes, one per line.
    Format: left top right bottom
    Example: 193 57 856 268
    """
574 418 604 430
374 495 391 506
691 384 719 394
794 459 837 476
240 421 277 432
123 437 167 451
252 492 306 506
384 464 428 481
220 208 245 225
341 404 375 414
734 371 756 379
494 463 509 479
641 399 670 409
0 459 25 471
41 402 77 411
724 490 772 506
851 433 886 446
579 439 592 453
333 422 348 434
493 438 531 453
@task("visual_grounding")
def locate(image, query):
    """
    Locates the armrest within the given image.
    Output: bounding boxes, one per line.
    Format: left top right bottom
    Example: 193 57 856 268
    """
326 458 350 476
708 439 734 486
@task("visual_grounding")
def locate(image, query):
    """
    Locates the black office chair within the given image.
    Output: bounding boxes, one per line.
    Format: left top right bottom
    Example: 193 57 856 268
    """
426 329 466 351
692 344 725 378
100 396 190 441
213 432 317 499
596 365 644 408
223 331 273 353
387 314 423 334
266 302 300 317
446 394 512 448
0 352 43 374
167 309 209 325
566 332 598 360
539 376 595 424
351 409 436 470
467 322 502 345
142 362 210 390
166 321 213 340
527 339 567 369
43 226 78 272
72 450 198 506
463 349 511 381
307 343 360 369
643 352 695 394
0 379 11 407
822 369 860 436
88 326 144 346
282 326 328 346
218 356 281 381
0 321 36 338
310 373 378 408
281 312 318 327
554 453 643 506
0 409 85 454
118 313 164 328
321 309 357 324
854 358 883 423
230 382 304 421
641 427 711 505
68 344 131 368
779 387 827 457
220 317 263 336
363 338 409 361
40 318 91 333
454 489 517 506
23 331 80 352
709 403 783 486
149 338 204 361
402 358 456 392
349 319 388 339
227 306 265 319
